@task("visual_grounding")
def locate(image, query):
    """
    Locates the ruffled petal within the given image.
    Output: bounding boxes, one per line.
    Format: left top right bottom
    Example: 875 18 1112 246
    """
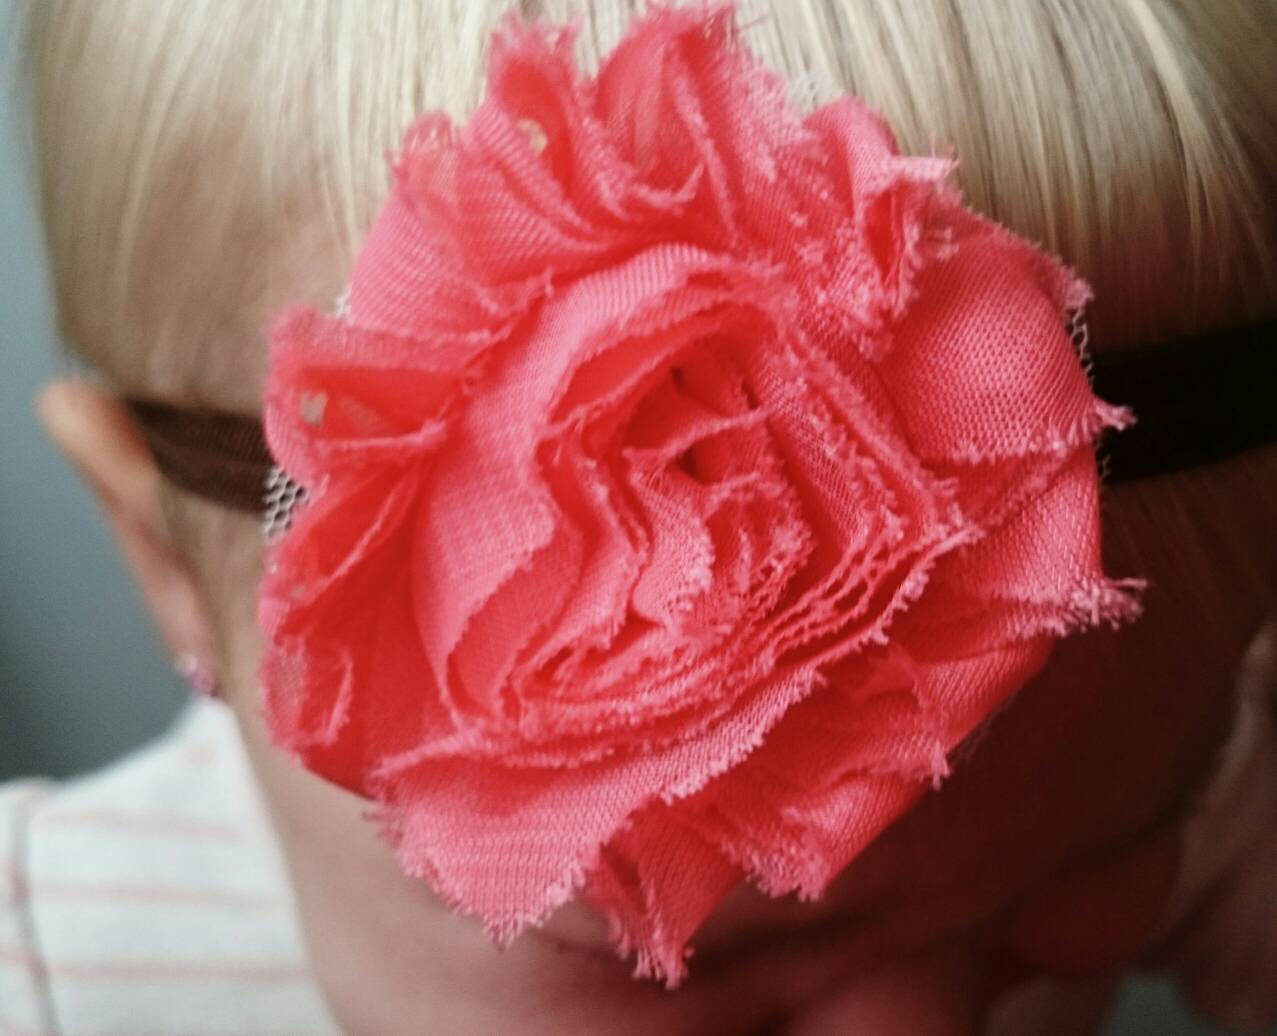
899 449 1144 652
370 662 824 946
584 809 740 986
876 223 1125 464
674 637 1049 905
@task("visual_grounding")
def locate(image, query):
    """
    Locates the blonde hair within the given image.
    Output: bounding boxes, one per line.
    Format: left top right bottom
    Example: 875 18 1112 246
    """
24 0 1277 403
22 0 1277 641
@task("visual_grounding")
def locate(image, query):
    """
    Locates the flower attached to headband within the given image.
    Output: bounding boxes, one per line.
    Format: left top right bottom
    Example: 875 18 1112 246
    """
258 3 1141 986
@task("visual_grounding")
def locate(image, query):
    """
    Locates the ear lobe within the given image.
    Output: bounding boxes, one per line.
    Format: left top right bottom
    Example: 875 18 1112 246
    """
35 378 220 692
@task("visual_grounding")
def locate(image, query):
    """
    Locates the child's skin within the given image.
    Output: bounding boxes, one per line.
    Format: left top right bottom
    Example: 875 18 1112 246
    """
38 357 1277 1033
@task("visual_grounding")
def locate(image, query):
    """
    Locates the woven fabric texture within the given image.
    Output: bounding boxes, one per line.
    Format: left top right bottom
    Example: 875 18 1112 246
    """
258 4 1140 986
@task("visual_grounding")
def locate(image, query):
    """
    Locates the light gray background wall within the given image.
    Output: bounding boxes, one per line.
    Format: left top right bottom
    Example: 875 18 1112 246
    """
0 3 1246 1032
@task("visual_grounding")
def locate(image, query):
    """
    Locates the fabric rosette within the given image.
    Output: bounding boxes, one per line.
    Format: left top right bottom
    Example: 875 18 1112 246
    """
258 4 1141 985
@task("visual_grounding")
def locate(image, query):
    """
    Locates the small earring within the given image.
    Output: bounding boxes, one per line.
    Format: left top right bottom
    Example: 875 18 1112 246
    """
175 653 220 699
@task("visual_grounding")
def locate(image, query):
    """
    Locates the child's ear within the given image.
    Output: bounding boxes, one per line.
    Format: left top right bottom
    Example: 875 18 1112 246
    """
35 378 220 692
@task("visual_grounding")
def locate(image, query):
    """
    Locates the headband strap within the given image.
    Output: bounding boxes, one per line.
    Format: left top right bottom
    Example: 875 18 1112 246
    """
124 398 274 514
1097 319 1277 483
123 318 1277 512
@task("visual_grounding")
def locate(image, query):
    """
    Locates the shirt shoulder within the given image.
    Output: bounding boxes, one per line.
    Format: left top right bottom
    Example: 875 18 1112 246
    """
1 699 337 1034
1 776 55 1033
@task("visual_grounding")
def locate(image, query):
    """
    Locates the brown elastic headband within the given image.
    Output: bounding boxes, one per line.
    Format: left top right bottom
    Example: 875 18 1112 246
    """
125 398 275 514
122 318 1277 514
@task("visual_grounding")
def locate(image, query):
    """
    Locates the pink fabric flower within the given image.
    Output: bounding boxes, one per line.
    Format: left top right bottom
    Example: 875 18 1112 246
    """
259 4 1140 986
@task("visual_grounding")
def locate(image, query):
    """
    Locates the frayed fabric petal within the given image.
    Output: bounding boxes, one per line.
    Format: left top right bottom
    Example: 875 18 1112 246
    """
258 3 1141 987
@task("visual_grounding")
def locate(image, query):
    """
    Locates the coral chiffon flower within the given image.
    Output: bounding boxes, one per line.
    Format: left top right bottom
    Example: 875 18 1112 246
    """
259 3 1140 985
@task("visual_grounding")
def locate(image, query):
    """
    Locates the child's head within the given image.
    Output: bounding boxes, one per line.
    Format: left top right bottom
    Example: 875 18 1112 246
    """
22 1 1277 1029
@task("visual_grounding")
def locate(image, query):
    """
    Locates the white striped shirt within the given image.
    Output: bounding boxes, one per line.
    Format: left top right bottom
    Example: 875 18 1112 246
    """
0 698 337 1035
